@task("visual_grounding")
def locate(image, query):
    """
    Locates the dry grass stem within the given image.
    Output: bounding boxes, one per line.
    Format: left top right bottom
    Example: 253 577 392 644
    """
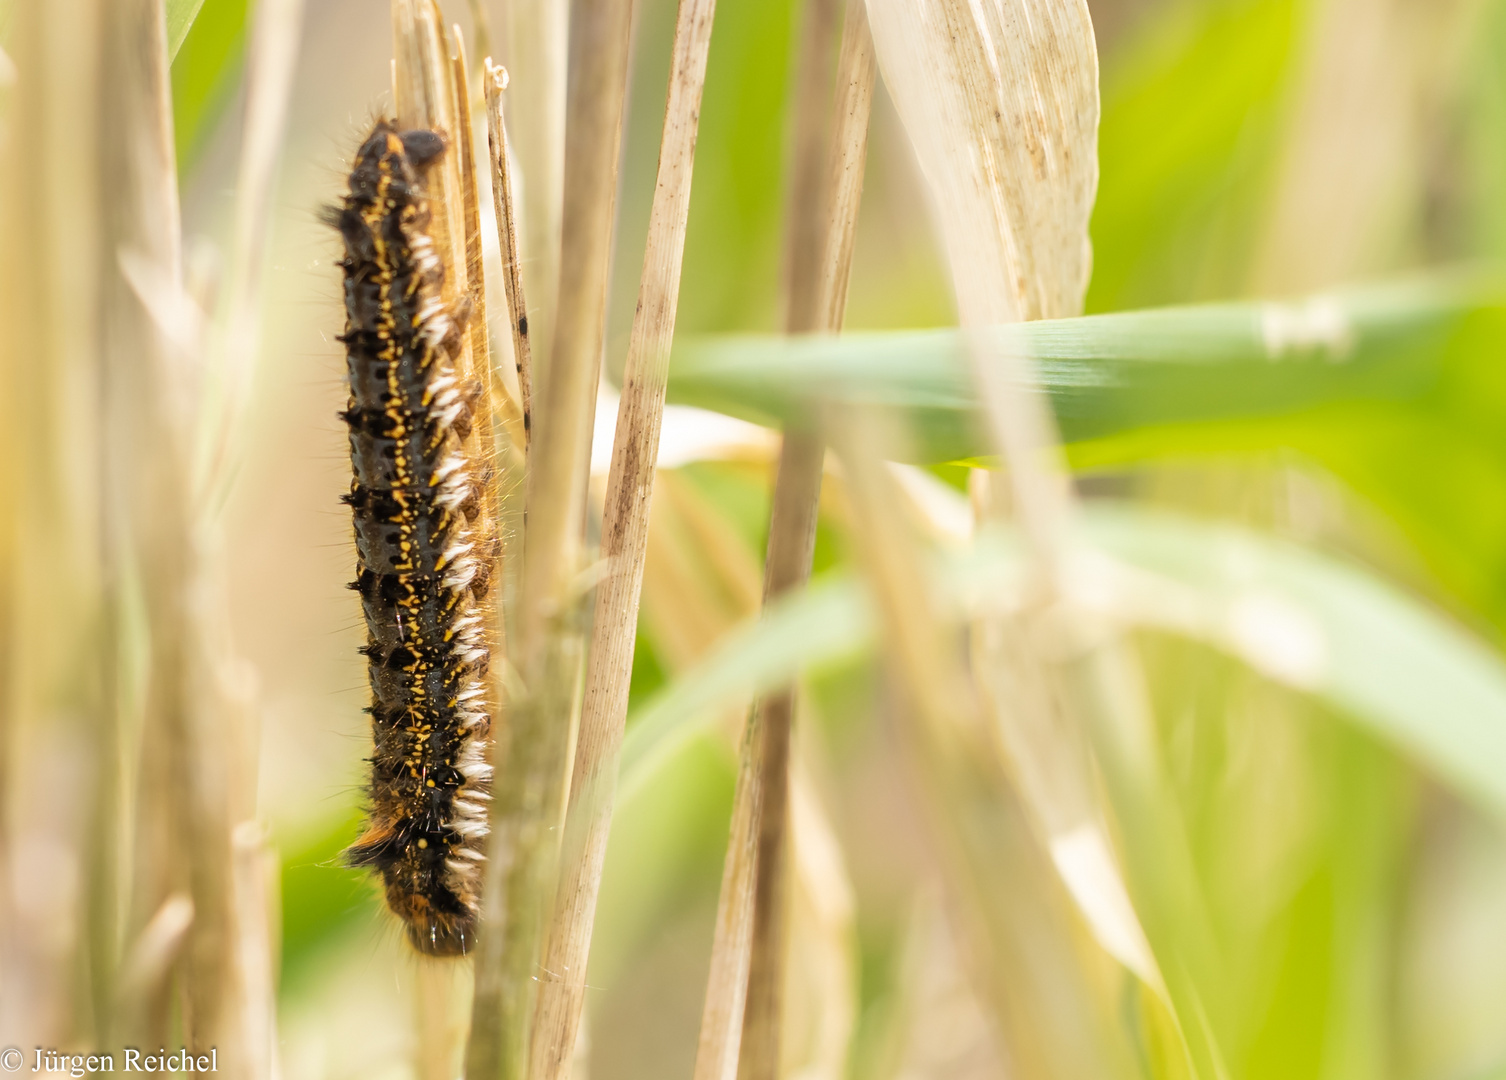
230 824 280 1080
781 770 857 1080
417 960 465 1080
529 0 719 1072
470 0 640 1070
465 59 540 1080
732 431 821 1080
691 716 766 1080
485 62 536 446
812 0 876 331
1249 0 1480 293
516 0 635 663
452 24 491 391
728 6 875 1078
193 1 304 1071
782 0 843 337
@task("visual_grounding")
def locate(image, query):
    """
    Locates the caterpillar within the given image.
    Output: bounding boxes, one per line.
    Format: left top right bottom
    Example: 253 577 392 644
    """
328 119 494 956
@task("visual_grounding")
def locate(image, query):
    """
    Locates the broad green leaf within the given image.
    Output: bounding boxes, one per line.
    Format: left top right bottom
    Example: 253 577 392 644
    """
621 505 1506 823
668 273 1496 464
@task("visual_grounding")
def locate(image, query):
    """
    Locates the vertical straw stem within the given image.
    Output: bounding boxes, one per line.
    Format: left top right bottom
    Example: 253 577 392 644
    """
732 6 875 1079
464 63 539 1080
517 0 635 661
690 708 766 1080
467 0 640 1072
0 0 106 1051
526 0 720 1073
453 25 491 389
485 64 535 446
101 0 183 1046
465 59 542 1080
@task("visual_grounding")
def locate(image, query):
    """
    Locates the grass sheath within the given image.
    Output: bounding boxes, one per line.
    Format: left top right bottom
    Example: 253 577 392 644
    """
719 5 875 1079
525 0 719 1074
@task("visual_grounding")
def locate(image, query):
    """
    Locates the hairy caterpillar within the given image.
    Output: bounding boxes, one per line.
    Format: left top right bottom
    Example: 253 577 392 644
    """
328 120 493 956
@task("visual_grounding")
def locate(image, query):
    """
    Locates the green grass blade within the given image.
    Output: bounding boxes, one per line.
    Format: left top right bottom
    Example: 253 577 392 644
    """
171 0 253 172
166 0 209 59
621 505 1506 823
667 272 1500 462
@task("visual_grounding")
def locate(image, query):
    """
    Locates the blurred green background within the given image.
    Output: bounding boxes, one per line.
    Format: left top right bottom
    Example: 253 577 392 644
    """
168 0 1506 1076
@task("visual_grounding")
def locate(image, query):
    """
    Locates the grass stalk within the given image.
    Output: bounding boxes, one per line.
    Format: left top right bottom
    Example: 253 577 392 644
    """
467 0 640 1071
525 0 720 1072
0 0 106 1050
197 0 304 509
230 824 280 1080
464 63 539 1080
484 62 535 445
452 24 491 388
417 959 465 1080
725 6 875 1078
690 707 766 1080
